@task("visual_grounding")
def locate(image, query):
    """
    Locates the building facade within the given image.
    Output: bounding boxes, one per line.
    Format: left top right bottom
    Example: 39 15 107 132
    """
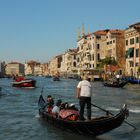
48 55 62 76
5 62 25 76
125 22 140 77
60 49 77 78
101 30 125 74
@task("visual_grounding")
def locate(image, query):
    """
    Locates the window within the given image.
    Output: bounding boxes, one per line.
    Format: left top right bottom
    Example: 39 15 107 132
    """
92 54 94 60
97 44 100 49
97 53 100 60
89 64 91 68
136 49 139 57
96 35 101 39
136 37 139 43
130 61 134 67
73 62 76 67
77 58 79 62
130 38 134 45
88 55 91 61
126 40 128 46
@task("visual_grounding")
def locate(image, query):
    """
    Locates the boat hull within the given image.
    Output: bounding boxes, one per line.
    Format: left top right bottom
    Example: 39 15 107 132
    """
12 79 36 88
128 79 140 84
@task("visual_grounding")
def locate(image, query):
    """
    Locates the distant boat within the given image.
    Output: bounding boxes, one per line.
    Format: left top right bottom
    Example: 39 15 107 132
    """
104 81 127 88
45 75 52 78
11 76 36 88
104 78 127 88
53 76 60 81
128 78 140 84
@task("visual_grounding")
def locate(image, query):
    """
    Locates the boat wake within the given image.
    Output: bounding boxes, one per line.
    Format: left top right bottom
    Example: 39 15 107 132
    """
106 107 140 114
35 113 40 118
129 109 140 113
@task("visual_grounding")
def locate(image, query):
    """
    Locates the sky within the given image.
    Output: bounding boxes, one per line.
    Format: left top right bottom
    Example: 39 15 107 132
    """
0 0 140 63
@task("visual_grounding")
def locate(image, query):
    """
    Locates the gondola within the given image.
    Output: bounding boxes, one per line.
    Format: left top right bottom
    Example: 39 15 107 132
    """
104 80 127 88
38 94 129 136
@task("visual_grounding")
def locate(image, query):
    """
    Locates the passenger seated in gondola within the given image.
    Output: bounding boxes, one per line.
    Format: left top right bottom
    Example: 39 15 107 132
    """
59 103 79 121
45 95 54 113
52 99 62 117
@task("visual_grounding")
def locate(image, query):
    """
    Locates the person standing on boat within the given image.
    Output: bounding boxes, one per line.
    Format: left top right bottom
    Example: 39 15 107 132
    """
116 74 120 83
76 75 92 121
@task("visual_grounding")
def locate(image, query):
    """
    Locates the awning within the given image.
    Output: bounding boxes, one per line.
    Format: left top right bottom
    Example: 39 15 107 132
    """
125 48 134 58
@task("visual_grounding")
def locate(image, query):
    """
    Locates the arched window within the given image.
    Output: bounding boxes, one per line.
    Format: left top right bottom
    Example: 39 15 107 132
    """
73 62 76 67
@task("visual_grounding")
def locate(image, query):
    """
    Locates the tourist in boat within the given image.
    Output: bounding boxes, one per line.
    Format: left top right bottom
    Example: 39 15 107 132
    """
45 95 54 113
52 99 62 117
59 103 79 121
76 74 92 121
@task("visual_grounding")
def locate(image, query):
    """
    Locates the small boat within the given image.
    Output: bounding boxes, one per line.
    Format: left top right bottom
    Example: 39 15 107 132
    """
45 75 52 78
53 76 60 81
38 94 129 136
104 79 127 88
11 77 36 88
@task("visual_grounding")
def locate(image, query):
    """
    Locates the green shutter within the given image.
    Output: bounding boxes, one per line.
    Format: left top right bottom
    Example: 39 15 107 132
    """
125 48 134 58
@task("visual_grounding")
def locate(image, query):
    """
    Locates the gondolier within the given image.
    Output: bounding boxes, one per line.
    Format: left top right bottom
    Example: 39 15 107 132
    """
76 75 92 121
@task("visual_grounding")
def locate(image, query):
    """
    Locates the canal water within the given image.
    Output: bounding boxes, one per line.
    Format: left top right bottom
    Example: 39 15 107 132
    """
0 77 140 140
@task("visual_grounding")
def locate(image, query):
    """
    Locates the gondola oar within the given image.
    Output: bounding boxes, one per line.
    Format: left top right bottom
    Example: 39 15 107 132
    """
91 103 137 130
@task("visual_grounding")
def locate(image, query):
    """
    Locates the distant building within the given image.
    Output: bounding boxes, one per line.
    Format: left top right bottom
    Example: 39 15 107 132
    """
61 49 77 77
125 22 140 77
25 60 43 76
5 62 25 76
101 29 125 74
48 55 62 76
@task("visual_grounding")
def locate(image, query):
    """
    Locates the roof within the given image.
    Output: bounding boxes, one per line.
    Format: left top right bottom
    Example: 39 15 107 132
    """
94 30 108 35
8 62 23 65
129 22 140 28
109 30 124 37
27 60 40 65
